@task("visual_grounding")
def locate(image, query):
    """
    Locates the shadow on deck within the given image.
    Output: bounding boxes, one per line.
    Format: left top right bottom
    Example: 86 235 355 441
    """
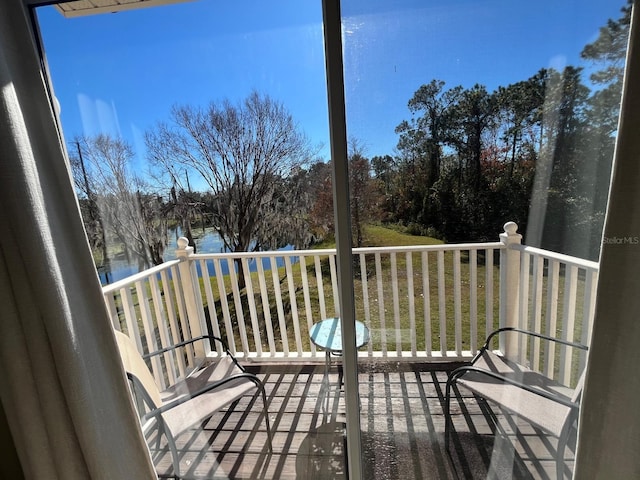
149 363 575 479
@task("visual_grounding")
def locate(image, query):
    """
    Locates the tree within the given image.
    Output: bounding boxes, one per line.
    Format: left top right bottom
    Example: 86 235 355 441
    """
146 91 313 258
70 139 109 275
449 84 497 192
530 67 592 257
167 184 201 253
348 139 379 248
146 92 315 292
371 154 397 222
581 0 631 136
400 80 462 187
395 80 462 227
418 83 499 241
70 135 168 270
307 160 334 241
580 1 631 258
305 146 380 249
494 73 546 177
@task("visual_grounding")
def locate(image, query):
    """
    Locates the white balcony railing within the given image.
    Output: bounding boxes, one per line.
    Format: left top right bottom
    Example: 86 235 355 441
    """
103 222 597 389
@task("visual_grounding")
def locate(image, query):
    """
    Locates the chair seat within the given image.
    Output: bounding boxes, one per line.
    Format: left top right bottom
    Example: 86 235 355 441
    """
457 350 575 437
160 357 256 437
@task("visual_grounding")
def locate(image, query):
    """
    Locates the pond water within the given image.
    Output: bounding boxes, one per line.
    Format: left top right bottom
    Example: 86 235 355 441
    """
98 227 295 285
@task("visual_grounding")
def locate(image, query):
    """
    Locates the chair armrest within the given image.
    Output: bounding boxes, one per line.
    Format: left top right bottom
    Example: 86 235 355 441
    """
142 335 245 372
142 335 232 359
483 327 588 352
448 365 580 409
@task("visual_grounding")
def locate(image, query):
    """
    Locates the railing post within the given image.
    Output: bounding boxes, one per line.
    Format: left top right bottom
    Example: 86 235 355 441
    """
176 237 209 358
499 222 522 358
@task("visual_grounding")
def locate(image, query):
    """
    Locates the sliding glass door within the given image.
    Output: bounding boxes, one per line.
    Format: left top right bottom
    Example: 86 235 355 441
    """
339 1 630 478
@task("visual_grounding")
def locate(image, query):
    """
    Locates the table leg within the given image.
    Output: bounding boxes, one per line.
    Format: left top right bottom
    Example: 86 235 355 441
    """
323 350 331 414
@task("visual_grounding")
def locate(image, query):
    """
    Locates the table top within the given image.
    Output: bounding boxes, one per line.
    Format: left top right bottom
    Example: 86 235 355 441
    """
309 317 369 353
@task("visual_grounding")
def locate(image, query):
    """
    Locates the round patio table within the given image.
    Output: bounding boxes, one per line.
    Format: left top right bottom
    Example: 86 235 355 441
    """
309 317 370 394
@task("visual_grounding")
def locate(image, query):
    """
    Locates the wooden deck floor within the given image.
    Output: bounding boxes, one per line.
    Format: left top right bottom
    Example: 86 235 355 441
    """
149 363 575 479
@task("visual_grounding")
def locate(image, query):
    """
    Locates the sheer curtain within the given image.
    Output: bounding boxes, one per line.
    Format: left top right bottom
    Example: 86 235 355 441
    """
0 1 156 478
574 2 640 478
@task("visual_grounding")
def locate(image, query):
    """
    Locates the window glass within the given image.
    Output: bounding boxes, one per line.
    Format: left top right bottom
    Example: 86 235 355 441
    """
340 0 629 478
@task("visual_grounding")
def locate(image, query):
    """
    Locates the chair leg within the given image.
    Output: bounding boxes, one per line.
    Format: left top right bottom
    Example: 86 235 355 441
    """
556 414 579 480
556 438 566 479
259 383 273 453
147 416 182 479
155 420 166 450
556 429 571 480
163 423 181 479
444 378 454 452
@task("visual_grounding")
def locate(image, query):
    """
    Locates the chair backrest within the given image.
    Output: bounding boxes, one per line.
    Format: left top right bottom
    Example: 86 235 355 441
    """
114 330 163 407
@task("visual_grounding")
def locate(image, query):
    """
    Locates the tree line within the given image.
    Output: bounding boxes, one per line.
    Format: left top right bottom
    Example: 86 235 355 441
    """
71 1 629 275
384 1 628 260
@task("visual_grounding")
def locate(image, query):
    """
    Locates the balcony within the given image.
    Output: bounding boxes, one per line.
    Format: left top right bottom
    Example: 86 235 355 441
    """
103 222 597 479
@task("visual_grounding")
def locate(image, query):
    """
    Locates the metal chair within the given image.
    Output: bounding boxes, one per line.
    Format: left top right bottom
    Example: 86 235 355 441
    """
445 327 588 479
115 331 272 479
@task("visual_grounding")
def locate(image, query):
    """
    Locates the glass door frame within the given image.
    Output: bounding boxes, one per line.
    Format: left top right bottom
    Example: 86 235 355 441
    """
321 0 364 478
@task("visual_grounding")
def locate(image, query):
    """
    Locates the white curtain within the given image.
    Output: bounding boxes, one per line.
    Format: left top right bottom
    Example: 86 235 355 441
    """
574 2 640 478
0 1 156 478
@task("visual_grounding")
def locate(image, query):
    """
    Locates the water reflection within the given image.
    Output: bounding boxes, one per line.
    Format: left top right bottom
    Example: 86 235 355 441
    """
98 227 295 285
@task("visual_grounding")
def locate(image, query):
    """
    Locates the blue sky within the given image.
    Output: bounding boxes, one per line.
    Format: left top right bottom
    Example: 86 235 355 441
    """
37 0 625 174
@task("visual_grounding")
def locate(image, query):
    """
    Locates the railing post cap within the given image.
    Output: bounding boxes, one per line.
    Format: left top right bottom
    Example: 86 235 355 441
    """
503 222 518 235
176 237 194 257
500 221 522 245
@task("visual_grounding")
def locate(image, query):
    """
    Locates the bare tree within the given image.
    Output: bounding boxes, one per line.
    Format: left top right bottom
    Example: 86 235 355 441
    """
69 139 109 275
71 135 168 270
307 160 335 241
145 91 313 256
166 184 201 253
348 138 379 248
